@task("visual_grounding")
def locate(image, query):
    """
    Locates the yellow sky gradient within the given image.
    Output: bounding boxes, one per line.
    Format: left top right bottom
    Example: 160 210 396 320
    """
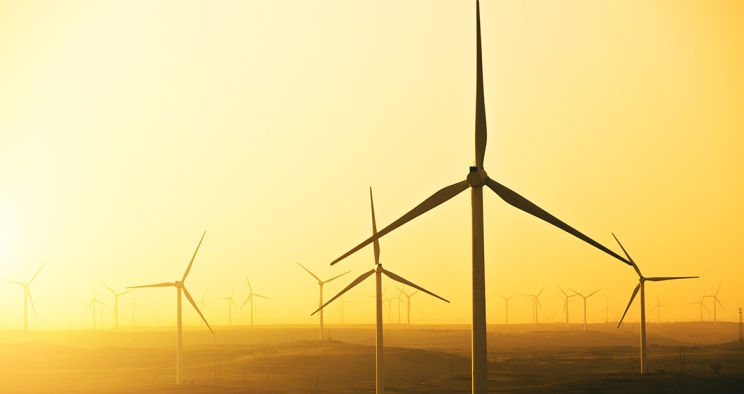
0 1 742 330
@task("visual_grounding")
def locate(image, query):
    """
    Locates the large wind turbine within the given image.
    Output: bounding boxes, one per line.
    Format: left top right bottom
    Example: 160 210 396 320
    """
218 286 239 326
326 3 631 392
703 284 724 324
495 293 516 324
0 262 45 342
556 285 577 326
127 231 213 385
570 288 600 331
85 284 107 331
315 187 448 394
240 277 269 328
102 283 132 331
297 262 350 340
614 234 698 374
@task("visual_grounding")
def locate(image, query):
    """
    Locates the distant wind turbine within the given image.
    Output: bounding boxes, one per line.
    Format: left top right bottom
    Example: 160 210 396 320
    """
0 262 46 342
297 262 350 340
495 293 516 324
523 285 545 324
123 290 143 327
101 283 132 331
85 284 107 331
314 187 448 394
218 286 240 326
649 293 670 324
597 300 615 323
690 292 709 322
127 231 213 385
614 233 698 374
397 287 419 329
703 284 724 324
570 288 600 331
240 277 269 328
197 291 210 326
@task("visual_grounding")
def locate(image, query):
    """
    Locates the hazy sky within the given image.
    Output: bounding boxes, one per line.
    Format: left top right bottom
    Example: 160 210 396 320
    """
1 0 742 330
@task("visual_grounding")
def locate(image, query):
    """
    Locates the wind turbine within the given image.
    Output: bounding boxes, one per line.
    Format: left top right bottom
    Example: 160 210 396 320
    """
597 300 615 323
649 293 670 324
240 277 269 328
419 311 433 324
85 284 107 331
127 231 213 385
101 283 132 331
218 286 240 327
570 288 600 331
556 286 578 326
613 234 698 374
0 262 46 342
315 187 448 394
523 285 545 324
397 287 419 329
335 297 353 325
690 293 709 322
297 262 350 340
123 290 143 327
326 3 631 391
703 284 724 324
495 293 516 324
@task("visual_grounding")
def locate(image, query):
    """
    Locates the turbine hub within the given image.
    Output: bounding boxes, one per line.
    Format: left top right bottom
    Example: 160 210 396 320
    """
467 166 488 187
375 264 383 273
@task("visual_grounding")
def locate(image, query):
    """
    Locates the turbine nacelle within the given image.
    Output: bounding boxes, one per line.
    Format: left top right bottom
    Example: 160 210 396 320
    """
467 167 488 187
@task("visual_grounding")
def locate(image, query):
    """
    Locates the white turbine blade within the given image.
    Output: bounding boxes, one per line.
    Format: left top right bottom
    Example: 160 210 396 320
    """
661 305 670 309
297 262 321 282
323 270 351 284
569 288 583 297
0 278 24 286
370 187 380 266
611 233 641 274
381 267 449 303
508 293 517 300
702 303 710 312
484 178 630 266
556 285 567 297
330 180 470 266
85 300 95 310
646 276 698 282
182 231 206 282
587 289 601 298
239 294 252 309
183 286 213 334
230 285 236 298
28 262 46 285
231 298 240 309
119 289 134 297
715 282 722 296
716 297 725 310
102 283 116 296
128 282 177 289
537 285 546 297
246 276 253 294
311 269 375 316
96 299 108 307
253 294 270 299
27 288 37 317
617 284 640 328
496 294 506 300
201 302 211 313
650 304 658 312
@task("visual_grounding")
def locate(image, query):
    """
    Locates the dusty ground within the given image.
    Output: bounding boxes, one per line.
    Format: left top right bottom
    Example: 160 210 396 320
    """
0 322 742 393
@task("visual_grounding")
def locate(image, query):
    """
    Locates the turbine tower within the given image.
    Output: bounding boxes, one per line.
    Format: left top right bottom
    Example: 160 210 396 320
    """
314 187 448 394
240 277 269 328
495 293 516 324
127 231 213 385
0 262 45 342
614 234 698 374
326 4 632 391
85 284 107 331
102 283 132 331
397 287 419 329
297 262 350 340
703 284 724 324
570 288 600 331
649 293 670 324
557 285 577 326
218 286 239 326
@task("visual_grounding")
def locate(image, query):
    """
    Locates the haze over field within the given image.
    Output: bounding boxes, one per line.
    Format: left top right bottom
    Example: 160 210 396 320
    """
1 0 743 333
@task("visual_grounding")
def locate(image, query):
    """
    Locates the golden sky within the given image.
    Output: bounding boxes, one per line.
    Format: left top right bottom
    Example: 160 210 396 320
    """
0 0 742 330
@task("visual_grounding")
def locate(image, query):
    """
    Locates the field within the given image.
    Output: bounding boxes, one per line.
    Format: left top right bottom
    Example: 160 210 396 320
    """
1 322 743 393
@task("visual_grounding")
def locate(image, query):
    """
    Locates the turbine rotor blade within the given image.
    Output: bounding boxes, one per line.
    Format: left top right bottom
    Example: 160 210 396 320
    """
28 262 46 284
102 283 116 296
27 288 37 317
617 284 641 328
297 262 321 282
85 300 95 310
646 276 698 282
182 231 206 282
381 267 449 304
474 0 487 168
323 271 351 284
0 278 24 286
370 187 380 266
611 233 642 276
246 277 253 294
240 294 252 309
508 293 517 300
556 285 567 296
311 269 375 316
253 294 270 299
485 178 630 266
569 288 582 297
715 283 722 296
587 289 601 298
183 286 213 334
330 180 470 266
716 297 724 309
128 282 177 289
